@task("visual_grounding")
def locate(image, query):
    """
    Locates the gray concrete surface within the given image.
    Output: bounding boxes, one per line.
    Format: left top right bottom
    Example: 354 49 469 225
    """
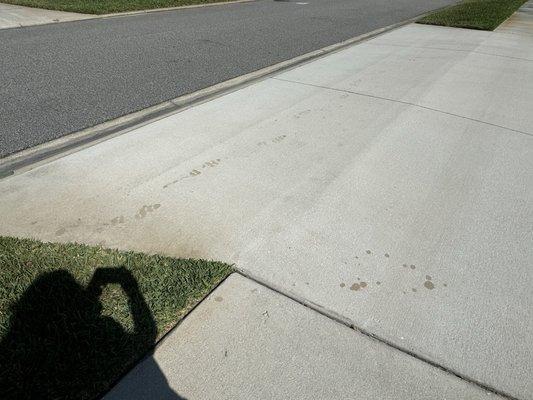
0 22 532 399
497 0 533 35
0 3 90 29
105 273 500 400
0 0 459 157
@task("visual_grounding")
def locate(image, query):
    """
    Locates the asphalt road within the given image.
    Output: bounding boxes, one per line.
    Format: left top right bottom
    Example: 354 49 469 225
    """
0 0 456 158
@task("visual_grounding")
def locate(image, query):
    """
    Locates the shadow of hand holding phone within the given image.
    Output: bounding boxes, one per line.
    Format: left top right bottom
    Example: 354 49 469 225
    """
0 267 184 400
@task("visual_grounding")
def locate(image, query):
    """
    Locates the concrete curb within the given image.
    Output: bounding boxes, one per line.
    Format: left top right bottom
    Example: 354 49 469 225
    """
0 4 458 178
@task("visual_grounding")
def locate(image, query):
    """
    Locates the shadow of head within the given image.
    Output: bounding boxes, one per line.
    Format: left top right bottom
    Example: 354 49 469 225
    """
0 267 184 400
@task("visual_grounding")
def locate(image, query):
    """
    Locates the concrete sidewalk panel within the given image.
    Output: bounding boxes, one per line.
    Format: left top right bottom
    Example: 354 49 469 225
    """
105 274 500 400
277 24 533 135
0 3 90 29
1 23 531 399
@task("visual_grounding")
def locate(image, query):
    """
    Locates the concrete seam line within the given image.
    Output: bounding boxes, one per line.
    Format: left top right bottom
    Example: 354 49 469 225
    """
234 268 519 400
0 5 456 179
272 77 533 138
365 41 533 63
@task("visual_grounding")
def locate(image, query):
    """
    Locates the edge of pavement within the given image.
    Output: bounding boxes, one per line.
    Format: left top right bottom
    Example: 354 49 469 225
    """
0 3 460 179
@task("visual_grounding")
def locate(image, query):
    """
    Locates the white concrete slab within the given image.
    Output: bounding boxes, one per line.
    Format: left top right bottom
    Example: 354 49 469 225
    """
0 3 90 29
105 274 500 400
1 23 532 399
278 23 533 134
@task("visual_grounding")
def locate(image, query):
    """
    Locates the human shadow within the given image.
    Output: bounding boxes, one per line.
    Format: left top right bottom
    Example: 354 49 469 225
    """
0 267 185 400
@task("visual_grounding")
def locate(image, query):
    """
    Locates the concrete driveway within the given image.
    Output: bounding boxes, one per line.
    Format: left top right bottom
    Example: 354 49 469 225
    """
0 3 90 29
0 21 531 400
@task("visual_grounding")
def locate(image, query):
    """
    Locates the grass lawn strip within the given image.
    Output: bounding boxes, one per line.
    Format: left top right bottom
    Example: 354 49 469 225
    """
0 236 232 400
418 0 527 30
1 0 234 15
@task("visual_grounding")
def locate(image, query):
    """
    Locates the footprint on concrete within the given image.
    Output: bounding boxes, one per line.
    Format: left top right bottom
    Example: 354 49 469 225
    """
272 134 287 143
202 159 221 168
135 204 161 219
110 216 125 225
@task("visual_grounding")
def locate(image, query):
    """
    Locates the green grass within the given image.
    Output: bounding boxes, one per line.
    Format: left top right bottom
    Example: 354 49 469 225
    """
1 0 232 15
0 236 232 400
418 0 527 30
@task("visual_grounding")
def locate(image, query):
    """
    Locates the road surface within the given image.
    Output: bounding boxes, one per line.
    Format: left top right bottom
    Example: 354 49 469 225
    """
0 0 457 157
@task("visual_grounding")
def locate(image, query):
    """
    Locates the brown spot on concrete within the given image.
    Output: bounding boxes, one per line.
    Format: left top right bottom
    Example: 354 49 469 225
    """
55 227 66 236
402 264 408 268
384 253 390 258
426 275 432 281
443 283 448 287
360 281 367 288
424 281 435 290
376 281 381 285
366 250 371 254
111 216 125 225
350 283 361 291
412 288 417 292
410 265 416 270
135 204 161 219
340 283 345 288
215 296 223 302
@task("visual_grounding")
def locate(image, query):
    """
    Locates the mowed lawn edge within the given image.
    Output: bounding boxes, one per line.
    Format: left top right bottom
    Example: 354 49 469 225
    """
0 236 233 400
0 0 235 15
418 0 527 30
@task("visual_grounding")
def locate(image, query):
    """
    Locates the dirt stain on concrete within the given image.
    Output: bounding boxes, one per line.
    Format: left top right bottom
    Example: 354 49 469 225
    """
423 275 435 290
111 216 125 225
135 204 161 219
350 283 361 291
424 280 435 290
